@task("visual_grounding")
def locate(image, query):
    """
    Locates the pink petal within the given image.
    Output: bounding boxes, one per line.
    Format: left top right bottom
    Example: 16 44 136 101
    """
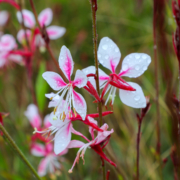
31 143 46 157
0 11 9 26
17 9 35 28
71 126 89 141
59 46 74 81
17 29 31 44
42 71 67 91
98 37 121 73
38 8 53 27
88 117 98 139
24 104 42 129
119 82 146 108
73 70 87 88
8 54 23 64
72 90 87 120
119 53 151 78
35 34 45 47
82 66 109 89
0 34 16 51
54 122 72 155
38 157 49 177
43 114 51 128
59 148 68 156
67 140 85 149
0 55 6 67
46 26 66 40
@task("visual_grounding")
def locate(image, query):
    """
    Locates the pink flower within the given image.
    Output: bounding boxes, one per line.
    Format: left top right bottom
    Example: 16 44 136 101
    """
24 104 51 142
16 8 66 48
0 34 23 67
83 37 151 108
43 46 87 120
67 118 116 173
0 11 9 27
31 142 67 176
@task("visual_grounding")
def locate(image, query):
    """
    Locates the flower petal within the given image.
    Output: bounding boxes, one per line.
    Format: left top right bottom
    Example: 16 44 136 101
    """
17 29 31 44
42 71 67 91
38 157 49 177
46 26 66 40
0 34 16 51
24 104 42 128
88 117 98 139
8 54 23 64
120 53 151 78
98 37 121 73
67 140 85 149
0 11 9 26
73 70 87 88
38 8 53 27
59 46 74 81
44 114 51 128
82 66 109 89
17 9 35 28
72 90 87 120
31 143 46 157
119 82 146 108
54 122 72 155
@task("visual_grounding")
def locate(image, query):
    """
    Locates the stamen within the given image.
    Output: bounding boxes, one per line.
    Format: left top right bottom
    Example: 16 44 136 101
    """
50 97 53 100
53 116 57 120
69 111 71 118
73 108 77 117
62 112 66 121
53 106 57 115
33 127 37 134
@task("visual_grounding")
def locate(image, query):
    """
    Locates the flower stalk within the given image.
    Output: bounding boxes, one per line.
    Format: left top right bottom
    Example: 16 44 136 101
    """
0 123 41 180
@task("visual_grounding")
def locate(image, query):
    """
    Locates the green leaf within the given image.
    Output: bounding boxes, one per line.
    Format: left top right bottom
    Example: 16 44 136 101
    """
35 62 48 112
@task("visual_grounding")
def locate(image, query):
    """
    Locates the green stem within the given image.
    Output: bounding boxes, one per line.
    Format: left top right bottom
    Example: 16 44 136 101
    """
90 1 105 180
0 123 41 180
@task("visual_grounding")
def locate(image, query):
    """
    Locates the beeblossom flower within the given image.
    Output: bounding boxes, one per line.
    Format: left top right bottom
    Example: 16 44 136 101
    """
31 142 67 176
43 46 87 120
0 34 23 67
16 8 66 48
83 37 151 108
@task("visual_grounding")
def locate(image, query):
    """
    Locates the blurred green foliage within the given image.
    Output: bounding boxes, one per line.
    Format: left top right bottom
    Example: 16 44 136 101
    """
0 0 177 179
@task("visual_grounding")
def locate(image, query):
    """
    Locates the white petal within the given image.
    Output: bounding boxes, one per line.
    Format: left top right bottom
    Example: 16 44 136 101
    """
17 29 31 44
0 11 9 26
38 8 53 27
59 45 74 81
73 69 87 88
120 53 151 78
72 90 87 120
8 54 23 63
98 37 121 73
24 104 42 128
42 71 67 91
38 157 49 176
0 34 16 51
82 66 109 89
16 9 35 28
119 82 146 108
44 114 51 128
46 26 66 40
67 140 85 149
54 123 72 155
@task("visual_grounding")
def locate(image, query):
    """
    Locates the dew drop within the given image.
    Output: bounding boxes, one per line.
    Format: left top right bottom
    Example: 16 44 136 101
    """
105 55 109 59
143 66 147 71
115 48 119 52
98 53 101 58
135 54 140 59
62 143 65 147
61 56 63 60
134 95 140 101
85 70 88 73
105 38 109 42
142 55 147 59
100 60 103 64
147 58 151 64
135 65 140 70
102 44 108 50
122 64 128 71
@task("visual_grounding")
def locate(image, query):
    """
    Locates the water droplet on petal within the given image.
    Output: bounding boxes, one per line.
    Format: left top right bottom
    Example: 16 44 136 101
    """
61 56 63 60
147 58 151 64
143 66 147 71
105 38 109 42
100 60 103 64
102 44 108 50
135 54 140 59
135 65 140 70
134 95 140 101
142 55 147 59
115 48 119 52
105 55 109 59
122 64 128 71
98 53 101 58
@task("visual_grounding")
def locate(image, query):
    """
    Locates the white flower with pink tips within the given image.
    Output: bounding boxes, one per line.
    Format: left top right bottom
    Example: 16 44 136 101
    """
43 46 87 120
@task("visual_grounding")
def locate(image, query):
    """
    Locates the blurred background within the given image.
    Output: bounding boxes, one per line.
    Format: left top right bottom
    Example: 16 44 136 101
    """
0 0 177 179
